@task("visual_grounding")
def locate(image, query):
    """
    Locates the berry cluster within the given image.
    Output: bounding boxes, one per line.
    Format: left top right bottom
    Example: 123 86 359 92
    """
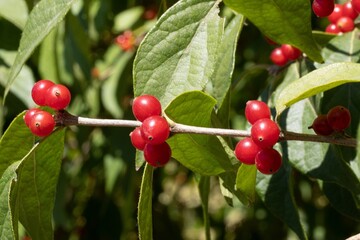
115 31 136 51
270 44 302 66
24 80 71 137
309 105 351 136
130 95 172 167
234 100 282 175
312 0 359 34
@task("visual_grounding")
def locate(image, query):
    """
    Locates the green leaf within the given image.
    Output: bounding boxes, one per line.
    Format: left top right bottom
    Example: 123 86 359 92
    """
113 6 144 32
206 14 243 107
138 164 153 240
256 156 307 240
16 129 65 240
315 30 360 67
0 111 34 177
312 30 336 47
235 164 257 205
275 62 360 116
165 91 232 176
4 0 76 101
133 0 223 107
223 0 323 63
198 176 210 240
0 0 28 29
0 162 21 240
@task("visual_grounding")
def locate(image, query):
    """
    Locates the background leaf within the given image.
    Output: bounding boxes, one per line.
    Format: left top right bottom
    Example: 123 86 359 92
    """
4 0 76 101
223 0 323 62
0 0 28 29
133 0 223 107
165 91 232 175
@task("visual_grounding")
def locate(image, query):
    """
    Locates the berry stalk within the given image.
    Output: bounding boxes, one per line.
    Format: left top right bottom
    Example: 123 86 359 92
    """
55 111 357 148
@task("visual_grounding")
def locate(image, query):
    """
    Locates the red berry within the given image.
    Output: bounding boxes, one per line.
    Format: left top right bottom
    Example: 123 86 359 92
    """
309 114 334 136
325 23 341 34
312 0 335 17
337 16 355 32
144 142 172 167
343 1 359 19
280 44 302 60
255 148 282 175
132 95 162 122
115 31 135 51
234 137 262 165
352 0 360 13
29 110 55 137
327 106 351 131
46 84 71 110
245 100 271 125
141 116 170 145
24 108 40 127
328 4 343 23
270 47 288 66
130 127 147 150
31 80 55 106
251 118 280 149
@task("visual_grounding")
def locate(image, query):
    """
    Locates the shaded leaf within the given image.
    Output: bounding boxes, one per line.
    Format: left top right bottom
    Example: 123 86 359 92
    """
0 111 34 177
16 129 65 240
4 0 76 101
312 30 336 47
138 164 153 240
133 0 223 107
0 162 20 240
275 62 360 116
165 91 232 176
223 0 323 62
235 164 257 205
198 176 210 240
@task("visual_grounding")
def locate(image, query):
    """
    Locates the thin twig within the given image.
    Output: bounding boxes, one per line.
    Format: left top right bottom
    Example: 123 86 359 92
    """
55 111 358 148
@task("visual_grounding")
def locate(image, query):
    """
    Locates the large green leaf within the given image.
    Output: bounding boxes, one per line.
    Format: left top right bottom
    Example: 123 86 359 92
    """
165 91 232 176
16 129 65 240
223 0 323 63
133 0 223 107
0 162 20 240
4 0 76 102
138 164 153 240
275 62 360 116
256 153 307 240
0 111 34 177
206 14 243 107
0 0 28 29
235 164 257 205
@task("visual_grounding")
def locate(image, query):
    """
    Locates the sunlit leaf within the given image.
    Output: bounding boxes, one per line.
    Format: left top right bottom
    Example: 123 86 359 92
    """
235 164 257 205
0 0 28 29
223 0 323 62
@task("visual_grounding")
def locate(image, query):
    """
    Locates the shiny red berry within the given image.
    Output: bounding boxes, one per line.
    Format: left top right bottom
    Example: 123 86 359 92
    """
132 95 162 122
251 119 280 149
309 114 334 136
343 1 359 19
234 137 262 165
352 0 360 13
31 80 55 106
46 84 71 110
325 23 341 34
328 4 343 23
337 16 355 32
130 127 147 150
327 106 351 131
24 108 40 127
270 47 288 66
29 111 55 137
141 116 170 145
280 44 302 60
245 100 271 125
144 142 172 167
255 148 282 175
312 0 335 17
